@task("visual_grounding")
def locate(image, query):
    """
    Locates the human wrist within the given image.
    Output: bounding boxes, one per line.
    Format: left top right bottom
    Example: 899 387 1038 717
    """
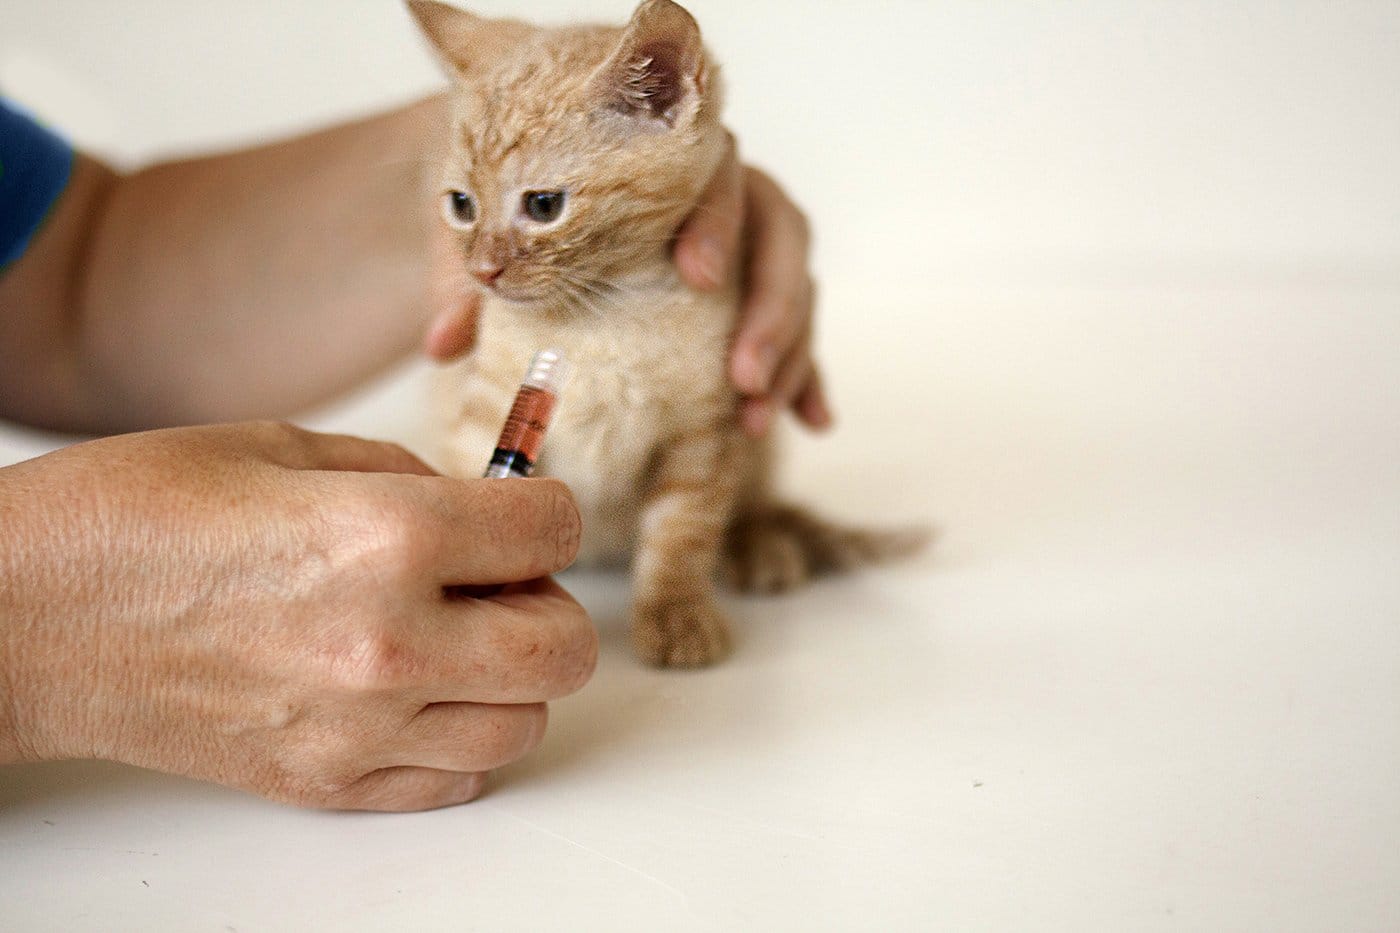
0 621 29 764
0 462 93 765
0 470 43 764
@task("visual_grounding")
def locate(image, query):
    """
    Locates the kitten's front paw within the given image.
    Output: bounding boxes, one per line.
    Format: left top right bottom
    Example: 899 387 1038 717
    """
631 598 732 668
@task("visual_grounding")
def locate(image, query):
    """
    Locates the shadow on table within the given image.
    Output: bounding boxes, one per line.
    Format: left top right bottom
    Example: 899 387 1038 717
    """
0 759 226 819
497 568 929 793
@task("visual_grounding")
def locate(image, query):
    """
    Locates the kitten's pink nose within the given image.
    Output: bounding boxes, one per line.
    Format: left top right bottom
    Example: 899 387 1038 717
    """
471 262 505 287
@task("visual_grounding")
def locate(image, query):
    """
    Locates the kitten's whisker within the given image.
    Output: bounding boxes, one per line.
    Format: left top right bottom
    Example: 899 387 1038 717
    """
574 279 632 316
557 286 606 322
554 271 628 319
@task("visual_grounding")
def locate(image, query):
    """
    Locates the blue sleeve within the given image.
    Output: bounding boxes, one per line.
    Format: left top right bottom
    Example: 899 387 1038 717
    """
1 97 76 271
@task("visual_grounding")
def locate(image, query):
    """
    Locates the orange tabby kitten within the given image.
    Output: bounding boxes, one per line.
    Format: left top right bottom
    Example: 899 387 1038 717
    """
412 0 919 667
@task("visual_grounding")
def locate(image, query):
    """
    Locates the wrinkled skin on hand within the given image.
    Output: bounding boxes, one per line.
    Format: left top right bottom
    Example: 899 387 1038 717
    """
0 422 596 811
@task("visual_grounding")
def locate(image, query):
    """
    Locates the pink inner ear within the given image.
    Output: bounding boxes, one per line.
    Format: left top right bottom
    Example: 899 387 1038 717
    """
595 0 704 126
632 41 687 119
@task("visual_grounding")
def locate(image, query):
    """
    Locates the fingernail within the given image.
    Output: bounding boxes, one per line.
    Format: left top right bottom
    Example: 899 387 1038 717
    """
695 237 725 289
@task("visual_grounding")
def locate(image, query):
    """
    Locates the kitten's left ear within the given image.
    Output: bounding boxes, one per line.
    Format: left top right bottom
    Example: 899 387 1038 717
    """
406 0 490 77
589 0 706 129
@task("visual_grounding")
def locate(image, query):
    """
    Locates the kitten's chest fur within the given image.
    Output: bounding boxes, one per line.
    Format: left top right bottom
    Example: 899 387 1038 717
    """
435 272 738 563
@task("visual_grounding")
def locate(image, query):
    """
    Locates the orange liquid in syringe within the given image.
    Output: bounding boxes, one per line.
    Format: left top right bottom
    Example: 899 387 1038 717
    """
483 384 557 478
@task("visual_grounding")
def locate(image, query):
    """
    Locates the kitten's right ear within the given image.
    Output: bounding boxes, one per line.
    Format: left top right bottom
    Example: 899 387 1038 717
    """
406 0 488 76
589 0 705 129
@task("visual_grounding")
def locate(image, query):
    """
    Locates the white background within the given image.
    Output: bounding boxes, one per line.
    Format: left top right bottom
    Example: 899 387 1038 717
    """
2 1 1399 930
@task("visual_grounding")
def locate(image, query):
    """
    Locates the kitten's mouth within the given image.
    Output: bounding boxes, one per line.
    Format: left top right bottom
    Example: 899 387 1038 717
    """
485 280 606 315
483 284 546 305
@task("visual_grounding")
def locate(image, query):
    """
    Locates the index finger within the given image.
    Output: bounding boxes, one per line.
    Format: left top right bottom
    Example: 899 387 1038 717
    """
731 167 813 397
674 133 743 291
424 292 481 361
424 213 482 362
408 476 583 585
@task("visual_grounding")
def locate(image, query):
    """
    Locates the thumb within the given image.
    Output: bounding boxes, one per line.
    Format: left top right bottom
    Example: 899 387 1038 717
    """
674 132 742 291
425 221 482 362
424 292 481 361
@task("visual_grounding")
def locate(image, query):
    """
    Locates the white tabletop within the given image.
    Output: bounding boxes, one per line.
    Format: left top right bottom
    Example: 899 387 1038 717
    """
3 2 1398 930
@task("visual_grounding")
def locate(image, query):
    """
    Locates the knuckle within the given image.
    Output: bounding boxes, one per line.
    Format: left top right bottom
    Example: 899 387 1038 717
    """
781 360 814 403
389 771 485 812
336 494 437 581
368 784 436 813
383 504 439 572
747 284 801 334
772 281 816 344
537 480 582 569
478 704 546 765
557 606 599 694
256 419 306 446
378 441 424 472
261 757 351 810
322 626 421 693
766 302 804 346
297 775 356 810
308 771 388 811
741 287 785 333
253 420 320 465
248 721 387 810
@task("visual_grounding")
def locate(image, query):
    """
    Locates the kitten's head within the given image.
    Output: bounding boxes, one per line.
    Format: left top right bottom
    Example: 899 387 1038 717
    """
409 0 726 311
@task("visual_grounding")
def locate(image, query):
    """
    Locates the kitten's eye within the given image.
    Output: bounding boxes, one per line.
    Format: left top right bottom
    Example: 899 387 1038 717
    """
442 190 477 229
522 190 567 223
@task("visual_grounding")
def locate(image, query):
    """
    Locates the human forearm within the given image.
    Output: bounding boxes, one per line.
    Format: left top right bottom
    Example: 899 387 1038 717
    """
74 97 446 431
0 153 118 432
2 90 829 438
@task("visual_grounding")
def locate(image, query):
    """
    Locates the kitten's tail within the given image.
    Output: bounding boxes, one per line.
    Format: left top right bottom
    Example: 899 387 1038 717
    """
722 503 931 593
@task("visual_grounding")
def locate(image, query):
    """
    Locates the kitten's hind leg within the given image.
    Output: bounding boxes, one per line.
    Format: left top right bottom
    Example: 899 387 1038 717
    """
631 426 745 668
724 503 930 593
